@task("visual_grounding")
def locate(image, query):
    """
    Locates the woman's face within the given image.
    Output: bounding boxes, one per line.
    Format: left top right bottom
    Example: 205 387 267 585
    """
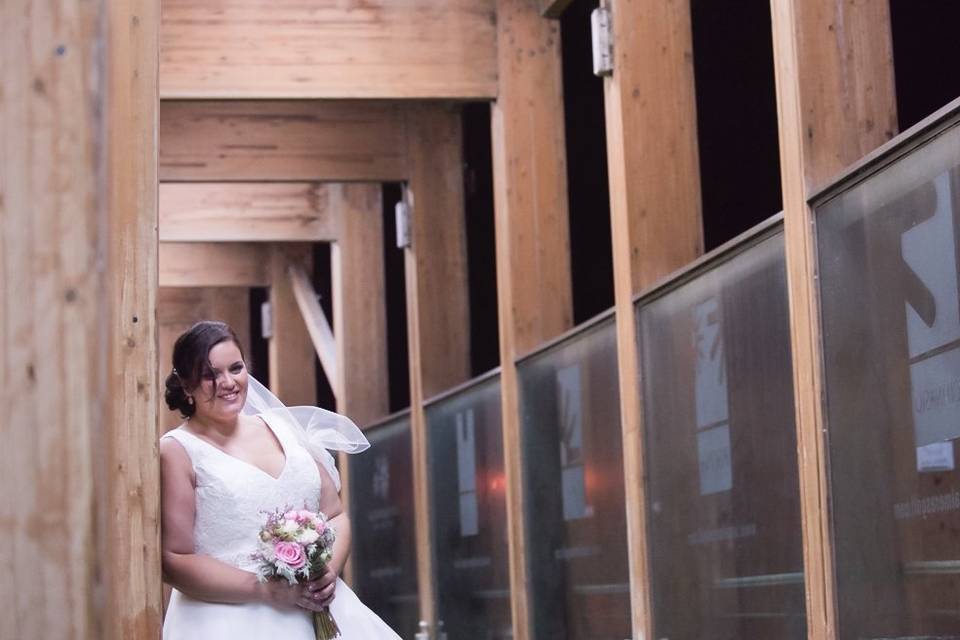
191 340 248 423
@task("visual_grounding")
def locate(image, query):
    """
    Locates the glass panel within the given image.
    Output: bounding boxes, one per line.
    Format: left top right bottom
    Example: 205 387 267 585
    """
518 319 631 640
816 121 960 639
638 231 806 639
349 416 419 639
426 377 511 639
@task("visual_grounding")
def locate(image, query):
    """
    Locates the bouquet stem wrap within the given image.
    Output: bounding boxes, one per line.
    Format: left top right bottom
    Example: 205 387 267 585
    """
314 608 340 639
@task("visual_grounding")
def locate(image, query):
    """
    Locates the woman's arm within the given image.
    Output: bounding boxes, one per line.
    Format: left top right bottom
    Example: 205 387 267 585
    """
316 459 351 576
308 459 353 607
160 438 322 610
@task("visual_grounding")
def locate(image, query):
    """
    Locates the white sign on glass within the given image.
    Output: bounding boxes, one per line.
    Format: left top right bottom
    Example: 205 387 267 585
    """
693 297 733 495
557 364 590 520
916 441 956 473
902 171 960 450
455 409 479 537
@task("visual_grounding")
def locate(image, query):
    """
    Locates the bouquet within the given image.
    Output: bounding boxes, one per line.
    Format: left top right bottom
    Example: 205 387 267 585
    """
253 506 340 639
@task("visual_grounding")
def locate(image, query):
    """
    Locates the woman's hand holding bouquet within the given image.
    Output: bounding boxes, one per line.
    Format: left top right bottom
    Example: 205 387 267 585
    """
254 507 341 639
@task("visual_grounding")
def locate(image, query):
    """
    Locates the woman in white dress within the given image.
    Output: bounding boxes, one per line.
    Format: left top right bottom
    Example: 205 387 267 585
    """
160 321 401 639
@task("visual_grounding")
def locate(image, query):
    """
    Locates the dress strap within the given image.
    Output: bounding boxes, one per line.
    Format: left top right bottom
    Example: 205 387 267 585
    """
160 428 207 467
260 414 295 450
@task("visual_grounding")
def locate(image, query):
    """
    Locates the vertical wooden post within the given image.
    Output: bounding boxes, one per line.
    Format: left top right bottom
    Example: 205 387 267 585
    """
331 183 389 425
601 1 703 637
269 244 317 405
403 103 471 633
330 183 389 586
491 2 573 637
104 1 162 634
1 0 160 637
769 1 897 638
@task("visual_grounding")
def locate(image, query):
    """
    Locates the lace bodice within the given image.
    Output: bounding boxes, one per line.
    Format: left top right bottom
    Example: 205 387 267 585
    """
162 417 322 571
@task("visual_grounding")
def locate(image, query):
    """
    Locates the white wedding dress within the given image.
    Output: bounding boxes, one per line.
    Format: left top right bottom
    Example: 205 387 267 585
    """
161 417 401 639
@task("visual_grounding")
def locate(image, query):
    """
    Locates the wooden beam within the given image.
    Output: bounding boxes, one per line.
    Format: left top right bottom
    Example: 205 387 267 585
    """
159 242 270 288
403 104 471 634
268 245 317 406
104 2 162 634
329 184 388 590
769 0 897 638
602 0 703 637
2 0 160 637
160 0 497 99
491 2 573 638
159 182 341 243
539 0 574 19
159 101 407 182
158 287 253 433
330 184 389 426
289 264 338 400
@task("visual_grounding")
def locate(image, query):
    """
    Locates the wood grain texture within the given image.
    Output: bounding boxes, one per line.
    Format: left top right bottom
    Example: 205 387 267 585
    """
329 185 387 592
159 101 407 182
769 0 897 638
490 3 573 638
491 3 572 358
1 3 102 636
289 264 338 399
268 245 317 406
1 0 160 636
330 184 389 426
605 0 703 291
601 1 703 637
160 242 270 287
160 0 497 99
158 288 252 433
104 1 162 636
402 104 471 634
404 104 472 398
159 182 340 243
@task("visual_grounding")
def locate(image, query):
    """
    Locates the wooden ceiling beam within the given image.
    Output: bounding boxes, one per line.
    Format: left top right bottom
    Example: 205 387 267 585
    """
159 182 341 243
160 100 407 182
159 242 271 288
160 0 497 99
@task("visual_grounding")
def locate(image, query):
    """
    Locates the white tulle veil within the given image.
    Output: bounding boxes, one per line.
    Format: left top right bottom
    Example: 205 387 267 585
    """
241 375 368 491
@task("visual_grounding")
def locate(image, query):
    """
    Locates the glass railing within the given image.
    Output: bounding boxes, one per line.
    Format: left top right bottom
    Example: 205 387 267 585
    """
348 412 420 639
517 315 632 640
425 371 512 640
814 99 960 640
636 219 806 639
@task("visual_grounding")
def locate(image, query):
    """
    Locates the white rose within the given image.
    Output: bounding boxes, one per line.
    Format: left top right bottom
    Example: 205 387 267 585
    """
297 528 320 545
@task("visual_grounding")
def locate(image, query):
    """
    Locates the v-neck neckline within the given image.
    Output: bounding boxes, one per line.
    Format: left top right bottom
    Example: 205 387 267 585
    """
181 416 288 481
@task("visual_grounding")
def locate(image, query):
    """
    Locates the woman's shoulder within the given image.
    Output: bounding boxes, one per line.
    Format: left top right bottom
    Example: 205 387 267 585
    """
159 429 196 479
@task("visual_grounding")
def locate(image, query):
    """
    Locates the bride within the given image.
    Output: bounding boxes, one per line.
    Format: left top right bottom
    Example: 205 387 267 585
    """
160 320 400 639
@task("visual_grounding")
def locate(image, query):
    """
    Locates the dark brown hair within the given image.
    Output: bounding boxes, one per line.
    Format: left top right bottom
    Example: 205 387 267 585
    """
164 321 245 418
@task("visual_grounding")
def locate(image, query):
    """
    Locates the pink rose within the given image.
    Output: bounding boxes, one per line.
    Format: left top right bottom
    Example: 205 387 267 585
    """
274 541 306 569
298 509 314 522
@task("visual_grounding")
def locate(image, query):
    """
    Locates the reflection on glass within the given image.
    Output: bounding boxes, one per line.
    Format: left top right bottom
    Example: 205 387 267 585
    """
349 416 419 639
518 319 631 640
426 376 511 639
817 121 960 639
638 231 806 639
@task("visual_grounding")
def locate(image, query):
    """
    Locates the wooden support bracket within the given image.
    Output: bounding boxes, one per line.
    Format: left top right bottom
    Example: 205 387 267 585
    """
288 264 339 401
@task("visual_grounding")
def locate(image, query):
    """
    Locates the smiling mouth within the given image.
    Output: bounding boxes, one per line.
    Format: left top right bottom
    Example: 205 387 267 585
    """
219 390 240 401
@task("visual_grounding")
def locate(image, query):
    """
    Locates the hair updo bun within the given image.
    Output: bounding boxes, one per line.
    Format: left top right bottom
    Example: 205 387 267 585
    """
164 369 195 418
164 320 245 418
